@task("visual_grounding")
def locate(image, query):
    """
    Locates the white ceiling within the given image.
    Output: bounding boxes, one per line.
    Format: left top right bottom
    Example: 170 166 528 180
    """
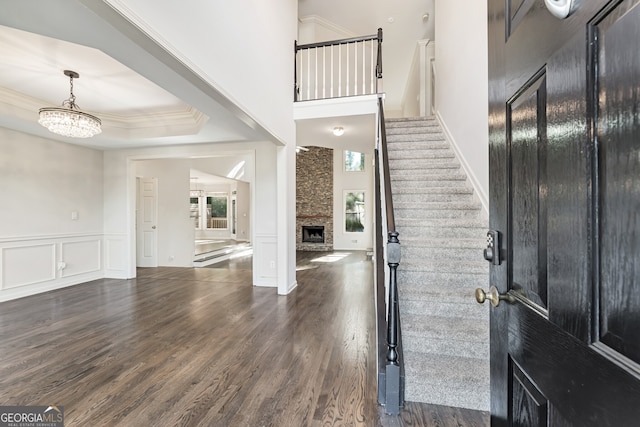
0 1 432 151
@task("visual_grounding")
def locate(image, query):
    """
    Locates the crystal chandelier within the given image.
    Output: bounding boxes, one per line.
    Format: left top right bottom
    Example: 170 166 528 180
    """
38 70 102 138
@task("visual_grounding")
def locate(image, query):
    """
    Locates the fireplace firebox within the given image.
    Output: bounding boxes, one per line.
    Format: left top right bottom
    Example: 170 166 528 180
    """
302 226 325 243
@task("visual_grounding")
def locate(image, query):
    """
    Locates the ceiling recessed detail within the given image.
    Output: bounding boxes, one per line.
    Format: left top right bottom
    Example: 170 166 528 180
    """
0 24 209 142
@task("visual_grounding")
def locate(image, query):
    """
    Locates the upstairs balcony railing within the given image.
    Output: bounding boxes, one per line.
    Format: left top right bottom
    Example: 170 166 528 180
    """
294 29 383 102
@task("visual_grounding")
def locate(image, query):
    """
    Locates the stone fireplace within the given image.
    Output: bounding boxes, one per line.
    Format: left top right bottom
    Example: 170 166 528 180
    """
296 146 333 251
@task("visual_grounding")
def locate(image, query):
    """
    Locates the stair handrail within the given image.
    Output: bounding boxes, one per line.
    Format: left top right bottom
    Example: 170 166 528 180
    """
294 28 383 102
375 95 404 414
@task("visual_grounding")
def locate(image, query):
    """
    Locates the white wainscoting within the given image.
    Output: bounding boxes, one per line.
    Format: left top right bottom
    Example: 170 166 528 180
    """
253 234 277 287
104 234 129 279
0 234 104 302
60 240 101 278
2 243 56 289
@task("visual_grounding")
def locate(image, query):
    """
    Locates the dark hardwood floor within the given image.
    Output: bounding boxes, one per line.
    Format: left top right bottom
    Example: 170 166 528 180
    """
0 251 488 426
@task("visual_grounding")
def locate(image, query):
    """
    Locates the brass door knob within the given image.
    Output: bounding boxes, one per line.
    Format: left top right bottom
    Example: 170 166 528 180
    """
475 286 512 307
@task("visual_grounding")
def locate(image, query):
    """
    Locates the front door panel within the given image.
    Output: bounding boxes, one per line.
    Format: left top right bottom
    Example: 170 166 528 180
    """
488 0 640 425
596 1 640 365
508 72 548 311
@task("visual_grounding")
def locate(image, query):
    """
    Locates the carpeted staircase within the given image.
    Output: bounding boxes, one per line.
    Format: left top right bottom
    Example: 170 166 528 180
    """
385 116 490 411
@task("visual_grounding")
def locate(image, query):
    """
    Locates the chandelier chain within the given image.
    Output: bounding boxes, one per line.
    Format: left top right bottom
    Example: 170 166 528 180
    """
63 73 79 110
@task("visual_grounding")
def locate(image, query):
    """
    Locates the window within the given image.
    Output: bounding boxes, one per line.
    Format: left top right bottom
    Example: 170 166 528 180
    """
345 150 365 172
190 193 228 230
345 191 365 232
206 194 228 229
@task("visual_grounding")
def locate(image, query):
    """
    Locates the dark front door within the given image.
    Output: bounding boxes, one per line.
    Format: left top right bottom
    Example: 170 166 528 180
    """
487 0 640 425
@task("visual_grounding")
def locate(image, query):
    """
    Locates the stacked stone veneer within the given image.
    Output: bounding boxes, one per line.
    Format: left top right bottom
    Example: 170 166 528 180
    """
296 146 333 251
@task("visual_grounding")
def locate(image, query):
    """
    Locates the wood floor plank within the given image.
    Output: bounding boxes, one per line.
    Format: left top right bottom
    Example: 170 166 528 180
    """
0 251 488 426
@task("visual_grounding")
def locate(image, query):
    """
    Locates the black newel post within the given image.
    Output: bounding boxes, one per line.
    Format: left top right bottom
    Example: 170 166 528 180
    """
385 230 401 414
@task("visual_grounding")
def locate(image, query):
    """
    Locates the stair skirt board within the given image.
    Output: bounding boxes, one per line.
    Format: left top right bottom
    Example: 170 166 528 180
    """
385 117 489 411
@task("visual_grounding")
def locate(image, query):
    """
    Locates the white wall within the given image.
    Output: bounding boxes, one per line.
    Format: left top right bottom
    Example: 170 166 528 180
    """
106 0 297 146
0 127 105 301
434 0 489 213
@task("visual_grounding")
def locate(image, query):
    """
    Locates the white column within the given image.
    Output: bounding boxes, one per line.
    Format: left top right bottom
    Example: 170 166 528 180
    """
276 142 297 295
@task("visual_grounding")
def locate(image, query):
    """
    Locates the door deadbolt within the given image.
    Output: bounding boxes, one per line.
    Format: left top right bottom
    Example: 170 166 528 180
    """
483 230 501 265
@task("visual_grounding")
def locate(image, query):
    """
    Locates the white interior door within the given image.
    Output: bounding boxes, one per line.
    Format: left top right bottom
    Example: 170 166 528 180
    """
136 177 158 267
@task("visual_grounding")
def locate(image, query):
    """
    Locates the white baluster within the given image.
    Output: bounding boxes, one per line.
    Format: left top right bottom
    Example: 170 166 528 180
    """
322 46 326 99
306 49 310 101
354 42 359 95
370 40 374 94
362 41 367 95
346 43 350 97
339 44 342 98
314 47 318 100
331 45 334 98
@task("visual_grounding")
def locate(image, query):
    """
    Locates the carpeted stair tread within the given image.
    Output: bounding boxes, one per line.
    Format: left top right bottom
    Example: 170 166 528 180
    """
386 125 443 135
386 117 438 126
395 210 482 220
386 141 450 150
399 236 486 249
387 133 446 143
394 201 480 211
392 194 474 204
401 332 488 360
399 286 488 308
395 225 487 239
402 314 489 342
389 158 461 169
390 185 473 194
400 300 488 328
400 252 488 268
400 259 488 274
400 314 489 359
390 170 467 179
398 271 488 287
390 178 469 188
403 352 490 411
395 217 487 228
388 149 455 160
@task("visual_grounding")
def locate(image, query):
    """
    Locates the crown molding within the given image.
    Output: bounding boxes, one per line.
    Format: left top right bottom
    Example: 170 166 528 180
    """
298 15 356 40
0 86 208 139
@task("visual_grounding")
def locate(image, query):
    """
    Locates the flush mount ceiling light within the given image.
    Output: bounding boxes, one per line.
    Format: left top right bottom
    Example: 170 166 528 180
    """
38 70 102 138
332 126 344 136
